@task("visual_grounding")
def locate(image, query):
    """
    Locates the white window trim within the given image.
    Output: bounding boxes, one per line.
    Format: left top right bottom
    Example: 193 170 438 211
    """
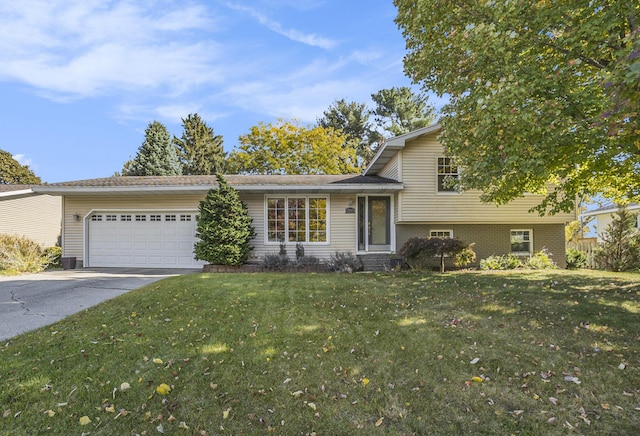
430 229 453 238
263 195 330 245
510 229 533 255
436 156 460 195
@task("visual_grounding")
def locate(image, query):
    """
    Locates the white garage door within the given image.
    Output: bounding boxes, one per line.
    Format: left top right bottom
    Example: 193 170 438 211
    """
87 212 206 268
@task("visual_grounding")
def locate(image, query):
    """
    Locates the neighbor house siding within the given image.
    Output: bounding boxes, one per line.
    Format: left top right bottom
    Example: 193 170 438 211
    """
0 195 61 246
398 132 574 224
396 223 567 268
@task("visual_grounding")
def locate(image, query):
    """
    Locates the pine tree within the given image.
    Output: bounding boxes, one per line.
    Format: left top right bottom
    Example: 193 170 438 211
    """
194 174 256 265
174 113 226 175
594 205 640 271
122 121 182 176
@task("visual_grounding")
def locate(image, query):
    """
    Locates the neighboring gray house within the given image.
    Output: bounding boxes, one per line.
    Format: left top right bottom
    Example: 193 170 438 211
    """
34 124 574 269
0 185 62 247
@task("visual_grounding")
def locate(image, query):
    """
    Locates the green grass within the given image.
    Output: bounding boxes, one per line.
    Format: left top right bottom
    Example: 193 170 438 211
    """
1 270 639 434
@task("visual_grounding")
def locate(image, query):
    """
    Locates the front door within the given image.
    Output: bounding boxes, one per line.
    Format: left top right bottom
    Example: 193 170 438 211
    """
357 196 391 251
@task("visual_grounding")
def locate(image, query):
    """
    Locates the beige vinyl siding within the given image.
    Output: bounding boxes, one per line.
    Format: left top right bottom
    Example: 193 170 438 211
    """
63 193 358 263
62 195 204 260
377 152 400 181
0 195 61 246
248 193 358 260
398 132 575 224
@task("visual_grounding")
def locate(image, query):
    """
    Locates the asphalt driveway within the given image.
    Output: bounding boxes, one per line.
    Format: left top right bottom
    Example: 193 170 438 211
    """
0 268 199 342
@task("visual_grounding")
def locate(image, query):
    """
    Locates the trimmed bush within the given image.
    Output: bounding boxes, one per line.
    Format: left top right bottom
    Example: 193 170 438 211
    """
194 175 256 266
399 237 475 272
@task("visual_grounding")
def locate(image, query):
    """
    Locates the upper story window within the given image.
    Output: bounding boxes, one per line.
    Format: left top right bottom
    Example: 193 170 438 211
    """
266 196 328 244
510 229 532 254
437 157 459 192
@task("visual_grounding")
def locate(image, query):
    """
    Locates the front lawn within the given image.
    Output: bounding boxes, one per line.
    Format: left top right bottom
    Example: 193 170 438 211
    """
1 270 639 434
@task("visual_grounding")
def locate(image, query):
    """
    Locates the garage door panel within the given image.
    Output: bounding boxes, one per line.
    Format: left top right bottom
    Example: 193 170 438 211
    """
88 211 205 268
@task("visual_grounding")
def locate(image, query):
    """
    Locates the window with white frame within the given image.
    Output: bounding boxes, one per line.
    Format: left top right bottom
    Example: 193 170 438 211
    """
430 230 453 238
266 196 327 243
437 157 459 192
510 229 532 254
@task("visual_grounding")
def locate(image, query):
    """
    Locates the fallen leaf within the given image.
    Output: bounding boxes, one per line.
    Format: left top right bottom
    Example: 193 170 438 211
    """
120 382 131 391
307 402 317 411
45 410 55 417
223 409 230 420
179 421 189 429
79 415 92 425
618 363 626 370
105 405 115 413
291 390 304 398
375 417 384 427
156 383 172 395
601 403 610 410
471 376 483 383
157 423 164 433
549 397 558 405
153 358 164 365
470 358 480 364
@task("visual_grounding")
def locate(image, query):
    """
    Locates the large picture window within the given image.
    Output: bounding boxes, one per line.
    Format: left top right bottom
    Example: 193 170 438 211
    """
510 229 532 254
437 157 459 192
267 197 327 243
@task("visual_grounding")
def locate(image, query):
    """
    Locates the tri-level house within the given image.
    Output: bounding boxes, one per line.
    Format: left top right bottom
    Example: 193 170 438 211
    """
35 124 574 269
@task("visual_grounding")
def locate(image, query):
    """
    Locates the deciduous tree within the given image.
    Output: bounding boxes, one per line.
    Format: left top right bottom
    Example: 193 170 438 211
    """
0 150 41 184
395 0 639 213
174 113 226 175
227 120 359 175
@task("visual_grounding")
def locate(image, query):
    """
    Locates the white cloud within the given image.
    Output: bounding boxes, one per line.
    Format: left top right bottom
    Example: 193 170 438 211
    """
225 3 337 49
0 1 225 99
12 153 32 167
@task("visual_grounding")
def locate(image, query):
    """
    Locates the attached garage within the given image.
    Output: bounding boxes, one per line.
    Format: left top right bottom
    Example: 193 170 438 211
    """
86 211 205 268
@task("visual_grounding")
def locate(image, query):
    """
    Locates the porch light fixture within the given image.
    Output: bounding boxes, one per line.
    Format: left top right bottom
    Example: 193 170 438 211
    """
73 214 81 221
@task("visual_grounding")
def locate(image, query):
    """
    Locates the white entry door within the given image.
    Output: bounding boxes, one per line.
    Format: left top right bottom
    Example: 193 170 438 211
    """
87 212 205 268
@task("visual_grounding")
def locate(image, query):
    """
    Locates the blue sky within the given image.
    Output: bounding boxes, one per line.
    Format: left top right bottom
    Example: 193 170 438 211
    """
0 0 445 183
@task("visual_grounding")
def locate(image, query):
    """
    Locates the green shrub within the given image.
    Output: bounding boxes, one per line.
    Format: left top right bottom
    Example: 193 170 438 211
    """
566 248 588 269
43 246 62 269
194 175 256 266
327 251 362 273
400 237 475 272
526 248 557 270
0 234 54 273
479 254 523 270
593 205 640 272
